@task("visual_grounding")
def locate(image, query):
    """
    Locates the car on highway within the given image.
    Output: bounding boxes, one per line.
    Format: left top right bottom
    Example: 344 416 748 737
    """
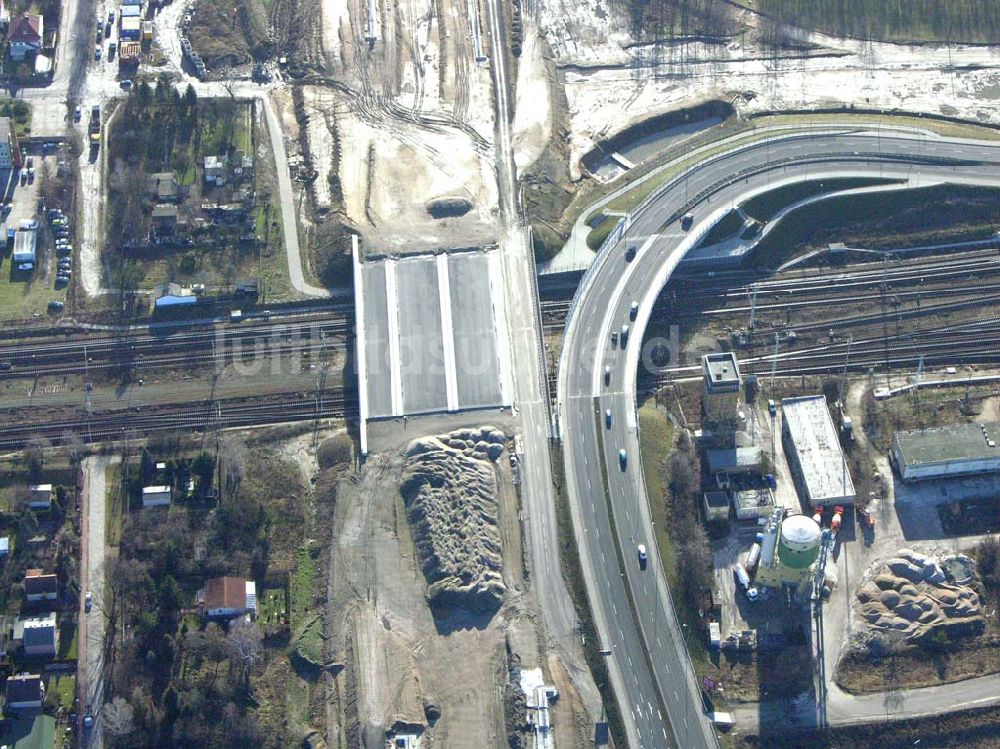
629 301 638 320
620 324 629 346
624 245 636 262
610 331 618 347
604 365 611 385
681 213 694 230
637 544 647 568
618 449 627 470
85 591 92 612
605 408 612 428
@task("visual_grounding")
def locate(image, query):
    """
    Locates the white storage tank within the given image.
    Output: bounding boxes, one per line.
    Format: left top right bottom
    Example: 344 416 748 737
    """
778 514 822 570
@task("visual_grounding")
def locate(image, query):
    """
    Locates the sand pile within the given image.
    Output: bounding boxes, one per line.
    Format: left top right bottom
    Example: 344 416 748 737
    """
400 427 507 613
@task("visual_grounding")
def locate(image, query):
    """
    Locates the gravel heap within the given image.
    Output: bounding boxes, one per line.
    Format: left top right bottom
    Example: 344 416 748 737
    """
855 549 984 642
400 427 507 613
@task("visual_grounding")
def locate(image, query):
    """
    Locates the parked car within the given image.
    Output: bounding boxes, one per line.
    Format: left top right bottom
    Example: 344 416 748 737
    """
16 263 33 272
57 246 73 256
47 300 64 312
74 106 82 121
120 79 132 89
95 47 101 60
85 591 92 612
27 167 34 182
55 275 69 287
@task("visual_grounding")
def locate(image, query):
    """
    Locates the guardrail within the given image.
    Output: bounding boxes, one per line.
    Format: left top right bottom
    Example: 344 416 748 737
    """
526 226 555 437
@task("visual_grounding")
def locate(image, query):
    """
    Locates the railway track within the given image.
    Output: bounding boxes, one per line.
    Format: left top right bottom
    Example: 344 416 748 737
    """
0 390 358 450
0 315 352 378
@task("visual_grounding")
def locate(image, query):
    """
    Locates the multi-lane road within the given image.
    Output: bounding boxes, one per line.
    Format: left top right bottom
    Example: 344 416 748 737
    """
558 130 1000 747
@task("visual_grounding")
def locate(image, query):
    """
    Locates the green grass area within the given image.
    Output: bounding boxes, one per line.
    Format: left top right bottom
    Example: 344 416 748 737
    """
698 209 745 247
0 258 69 322
57 616 78 661
751 183 1000 269
106 463 125 547
585 215 620 251
257 585 288 629
289 544 315 627
637 401 679 587
45 674 76 712
7 713 54 749
0 99 31 138
740 177 897 223
732 0 1000 43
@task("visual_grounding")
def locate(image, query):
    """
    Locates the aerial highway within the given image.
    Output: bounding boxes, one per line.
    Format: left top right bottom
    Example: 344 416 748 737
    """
557 129 1000 748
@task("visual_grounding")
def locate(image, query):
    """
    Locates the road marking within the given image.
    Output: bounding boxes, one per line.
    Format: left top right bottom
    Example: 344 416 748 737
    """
435 253 460 411
384 259 404 416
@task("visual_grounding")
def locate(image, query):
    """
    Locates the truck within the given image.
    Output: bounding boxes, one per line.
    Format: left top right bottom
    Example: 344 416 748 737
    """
88 106 101 152
733 562 758 601
744 542 761 573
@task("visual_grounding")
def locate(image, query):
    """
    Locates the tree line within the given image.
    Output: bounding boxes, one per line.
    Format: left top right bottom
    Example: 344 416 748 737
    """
756 0 1000 43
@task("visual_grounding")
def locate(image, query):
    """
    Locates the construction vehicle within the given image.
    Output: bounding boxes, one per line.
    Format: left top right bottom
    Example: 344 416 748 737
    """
830 505 844 536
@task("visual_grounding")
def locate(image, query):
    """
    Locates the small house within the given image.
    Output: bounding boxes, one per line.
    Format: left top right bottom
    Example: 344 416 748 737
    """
203 576 257 619
8 14 42 61
204 155 227 185
151 204 179 234
23 570 57 602
702 491 730 523
27 484 51 510
146 172 179 202
5 674 44 710
142 485 172 508
19 613 56 657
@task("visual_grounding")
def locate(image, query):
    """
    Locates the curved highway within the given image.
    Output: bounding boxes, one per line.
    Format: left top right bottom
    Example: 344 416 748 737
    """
557 129 1000 748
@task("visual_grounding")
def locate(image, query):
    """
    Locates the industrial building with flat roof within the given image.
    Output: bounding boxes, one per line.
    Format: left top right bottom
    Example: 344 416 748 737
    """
892 422 1000 481
781 395 855 507
702 352 741 423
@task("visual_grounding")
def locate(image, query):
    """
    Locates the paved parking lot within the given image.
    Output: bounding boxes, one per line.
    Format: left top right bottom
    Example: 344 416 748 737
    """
358 249 509 419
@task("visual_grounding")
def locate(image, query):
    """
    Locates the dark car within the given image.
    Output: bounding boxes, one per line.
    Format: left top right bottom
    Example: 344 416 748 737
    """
624 245 636 262
681 213 694 230
48 300 65 312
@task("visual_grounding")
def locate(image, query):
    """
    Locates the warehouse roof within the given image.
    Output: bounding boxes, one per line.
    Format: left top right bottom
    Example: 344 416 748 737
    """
895 422 1000 466
782 395 855 503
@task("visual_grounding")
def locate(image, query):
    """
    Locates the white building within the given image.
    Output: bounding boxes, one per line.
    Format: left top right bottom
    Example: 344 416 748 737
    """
892 422 1000 482
781 395 855 507
142 485 173 507
12 229 37 266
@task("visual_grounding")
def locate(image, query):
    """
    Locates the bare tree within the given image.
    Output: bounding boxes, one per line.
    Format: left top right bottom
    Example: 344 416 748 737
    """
25 435 51 481
218 435 247 501
61 430 86 466
226 619 263 685
102 696 135 738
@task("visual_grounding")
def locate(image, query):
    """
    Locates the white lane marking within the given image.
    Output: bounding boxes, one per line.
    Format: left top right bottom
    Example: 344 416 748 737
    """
384 259 404 416
435 254 460 411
